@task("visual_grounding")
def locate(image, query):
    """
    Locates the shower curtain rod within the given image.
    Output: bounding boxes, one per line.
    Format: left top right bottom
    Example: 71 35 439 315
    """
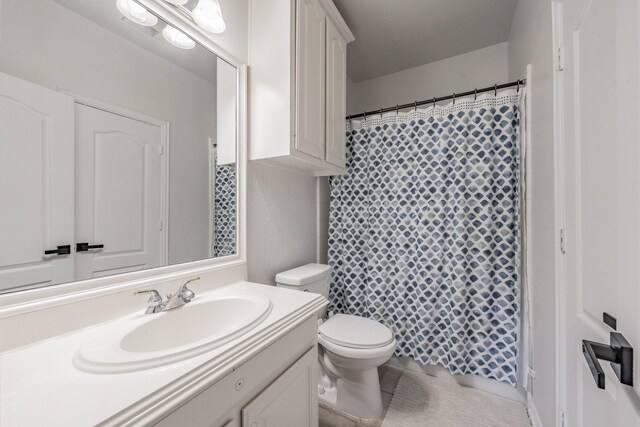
346 79 526 120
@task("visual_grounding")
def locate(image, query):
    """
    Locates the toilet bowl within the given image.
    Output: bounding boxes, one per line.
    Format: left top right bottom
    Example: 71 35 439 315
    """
276 264 396 420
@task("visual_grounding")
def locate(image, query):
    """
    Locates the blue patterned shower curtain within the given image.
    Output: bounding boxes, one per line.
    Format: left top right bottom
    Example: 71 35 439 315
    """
328 92 522 385
212 161 236 258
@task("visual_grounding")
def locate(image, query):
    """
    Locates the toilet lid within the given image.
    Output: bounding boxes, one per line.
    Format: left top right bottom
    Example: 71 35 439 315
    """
319 314 394 349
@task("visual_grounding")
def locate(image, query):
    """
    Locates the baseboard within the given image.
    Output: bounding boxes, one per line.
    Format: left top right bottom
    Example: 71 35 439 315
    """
527 398 543 427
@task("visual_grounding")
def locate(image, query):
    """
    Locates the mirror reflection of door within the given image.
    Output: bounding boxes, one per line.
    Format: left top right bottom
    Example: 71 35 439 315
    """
75 103 166 280
0 0 239 294
0 72 75 292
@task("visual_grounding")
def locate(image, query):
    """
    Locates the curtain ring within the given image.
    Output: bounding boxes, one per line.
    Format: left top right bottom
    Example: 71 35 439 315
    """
517 79 521 93
396 105 399 114
414 101 417 112
494 84 498 97
452 93 456 105
433 97 436 108
380 107 383 118
363 111 367 121
348 114 351 124
474 88 477 100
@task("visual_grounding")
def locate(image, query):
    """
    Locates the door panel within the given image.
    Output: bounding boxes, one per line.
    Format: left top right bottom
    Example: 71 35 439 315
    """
0 72 74 292
94 132 146 253
325 18 347 168
75 104 163 281
242 347 318 427
295 0 326 159
562 0 640 425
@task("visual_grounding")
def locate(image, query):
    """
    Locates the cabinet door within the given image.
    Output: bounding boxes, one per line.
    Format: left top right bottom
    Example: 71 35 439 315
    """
325 18 347 168
242 347 318 427
295 0 326 160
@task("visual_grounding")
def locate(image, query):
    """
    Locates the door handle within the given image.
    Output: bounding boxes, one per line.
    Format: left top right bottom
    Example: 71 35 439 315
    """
76 242 104 252
44 245 71 256
582 332 633 389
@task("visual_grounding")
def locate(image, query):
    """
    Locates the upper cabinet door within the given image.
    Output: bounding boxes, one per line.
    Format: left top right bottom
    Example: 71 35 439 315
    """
325 18 347 168
295 0 326 160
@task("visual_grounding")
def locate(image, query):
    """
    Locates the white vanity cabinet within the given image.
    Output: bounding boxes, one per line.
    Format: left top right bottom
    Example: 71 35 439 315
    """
155 316 319 427
242 347 317 426
248 0 354 176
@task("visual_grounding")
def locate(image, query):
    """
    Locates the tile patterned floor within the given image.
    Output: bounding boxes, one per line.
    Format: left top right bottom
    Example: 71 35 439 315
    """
319 366 402 427
319 366 530 427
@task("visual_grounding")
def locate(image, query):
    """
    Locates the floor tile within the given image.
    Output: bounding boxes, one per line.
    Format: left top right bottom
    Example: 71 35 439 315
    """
319 406 358 427
379 367 402 394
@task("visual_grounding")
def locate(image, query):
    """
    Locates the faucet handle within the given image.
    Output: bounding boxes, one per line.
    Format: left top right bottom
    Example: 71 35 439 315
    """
134 289 163 308
179 276 200 302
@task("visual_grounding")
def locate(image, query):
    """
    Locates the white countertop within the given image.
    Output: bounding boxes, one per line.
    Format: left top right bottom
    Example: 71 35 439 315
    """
0 282 325 426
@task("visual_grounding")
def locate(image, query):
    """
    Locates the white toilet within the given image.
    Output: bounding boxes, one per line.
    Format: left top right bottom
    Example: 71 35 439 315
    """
276 263 396 419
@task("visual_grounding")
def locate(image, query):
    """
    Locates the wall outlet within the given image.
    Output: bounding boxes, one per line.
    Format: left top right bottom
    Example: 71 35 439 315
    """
527 366 537 379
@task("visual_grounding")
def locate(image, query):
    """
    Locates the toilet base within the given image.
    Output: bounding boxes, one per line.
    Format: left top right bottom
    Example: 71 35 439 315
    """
318 362 383 419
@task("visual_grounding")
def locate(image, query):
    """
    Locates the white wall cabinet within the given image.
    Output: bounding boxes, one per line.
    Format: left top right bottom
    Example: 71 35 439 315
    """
249 0 354 176
324 17 347 168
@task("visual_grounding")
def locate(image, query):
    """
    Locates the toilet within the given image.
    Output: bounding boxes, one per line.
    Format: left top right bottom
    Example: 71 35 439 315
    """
275 263 396 420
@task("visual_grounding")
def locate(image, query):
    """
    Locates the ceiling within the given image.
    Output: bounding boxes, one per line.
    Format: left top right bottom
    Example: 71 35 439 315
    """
333 0 518 82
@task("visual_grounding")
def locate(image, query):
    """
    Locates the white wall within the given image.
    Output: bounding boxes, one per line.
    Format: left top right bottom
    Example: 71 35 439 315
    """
214 0 319 285
247 164 319 285
317 177 330 264
508 1 557 426
0 0 217 266
346 42 509 115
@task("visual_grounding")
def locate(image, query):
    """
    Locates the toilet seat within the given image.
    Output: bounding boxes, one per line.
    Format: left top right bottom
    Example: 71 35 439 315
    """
318 314 396 360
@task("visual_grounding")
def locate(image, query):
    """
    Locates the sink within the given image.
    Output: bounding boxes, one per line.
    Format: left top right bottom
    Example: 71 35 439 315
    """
74 294 272 373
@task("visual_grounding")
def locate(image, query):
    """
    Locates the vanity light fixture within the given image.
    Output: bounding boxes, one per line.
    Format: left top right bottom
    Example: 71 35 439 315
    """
116 0 158 27
192 0 226 33
162 25 196 49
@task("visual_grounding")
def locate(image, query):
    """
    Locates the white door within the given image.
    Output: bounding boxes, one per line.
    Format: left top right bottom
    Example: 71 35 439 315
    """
325 17 347 168
295 0 326 160
0 72 75 292
561 0 640 425
242 347 318 427
74 104 164 280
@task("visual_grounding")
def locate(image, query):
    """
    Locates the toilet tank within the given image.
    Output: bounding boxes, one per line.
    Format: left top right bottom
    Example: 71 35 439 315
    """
275 263 331 298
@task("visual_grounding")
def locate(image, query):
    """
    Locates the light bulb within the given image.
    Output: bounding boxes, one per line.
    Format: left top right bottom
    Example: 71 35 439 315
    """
162 25 196 49
164 0 188 5
192 0 226 33
116 0 158 26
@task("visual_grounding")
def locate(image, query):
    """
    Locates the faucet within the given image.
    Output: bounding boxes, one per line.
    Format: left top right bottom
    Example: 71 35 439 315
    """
134 276 200 314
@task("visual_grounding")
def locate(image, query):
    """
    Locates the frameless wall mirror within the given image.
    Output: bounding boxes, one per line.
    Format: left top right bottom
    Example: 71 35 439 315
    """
0 0 239 294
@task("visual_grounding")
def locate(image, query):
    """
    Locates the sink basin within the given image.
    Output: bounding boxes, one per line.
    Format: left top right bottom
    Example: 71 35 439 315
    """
74 294 272 373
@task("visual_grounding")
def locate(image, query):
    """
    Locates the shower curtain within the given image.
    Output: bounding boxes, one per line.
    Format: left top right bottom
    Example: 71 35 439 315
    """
212 155 236 258
328 90 523 386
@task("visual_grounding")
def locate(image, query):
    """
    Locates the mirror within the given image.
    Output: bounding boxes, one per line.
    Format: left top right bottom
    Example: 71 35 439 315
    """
0 0 238 294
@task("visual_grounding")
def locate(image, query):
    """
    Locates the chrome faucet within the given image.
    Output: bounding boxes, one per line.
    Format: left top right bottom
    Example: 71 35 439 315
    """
134 276 200 314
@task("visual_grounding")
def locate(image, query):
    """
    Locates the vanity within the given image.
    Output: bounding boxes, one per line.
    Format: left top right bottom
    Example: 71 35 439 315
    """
0 278 326 426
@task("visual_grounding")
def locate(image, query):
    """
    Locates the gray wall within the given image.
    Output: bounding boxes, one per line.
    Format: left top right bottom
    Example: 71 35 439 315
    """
346 42 509 115
508 0 557 425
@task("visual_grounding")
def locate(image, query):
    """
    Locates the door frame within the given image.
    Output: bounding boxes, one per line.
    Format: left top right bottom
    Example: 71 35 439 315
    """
60 89 170 266
552 0 568 425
